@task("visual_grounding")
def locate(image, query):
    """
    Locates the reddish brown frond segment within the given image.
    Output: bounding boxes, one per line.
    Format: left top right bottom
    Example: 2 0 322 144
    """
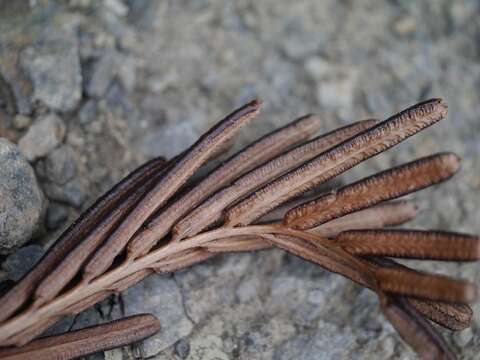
312 201 417 238
382 297 455 360
224 99 447 227
83 100 261 280
336 229 480 261
285 152 460 229
374 267 478 303
172 119 376 241
365 257 474 330
127 114 322 258
0 314 160 360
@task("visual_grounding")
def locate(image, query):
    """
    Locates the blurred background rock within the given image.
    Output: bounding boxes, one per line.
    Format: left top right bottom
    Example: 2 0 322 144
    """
0 1 478 359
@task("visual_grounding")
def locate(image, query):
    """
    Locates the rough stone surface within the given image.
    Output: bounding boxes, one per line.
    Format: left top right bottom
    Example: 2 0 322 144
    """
1 244 44 281
45 202 69 230
20 22 82 112
37 144 77 185
18 114 66 161
42 179 87 208
174 339 190 359
85 50 119 97
0 139 44 254
0 1 479 359
122 275 194 358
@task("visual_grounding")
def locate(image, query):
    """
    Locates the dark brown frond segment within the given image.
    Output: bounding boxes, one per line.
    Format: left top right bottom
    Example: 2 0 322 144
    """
225 99 448 227
336 229 480 261
0 156 168 323
33 162 174 306
83 100 261 280
313 201 417 238
406 297 473 331
285 152 460 229
0 314 160 360
382 297 455 360
128 114 322 258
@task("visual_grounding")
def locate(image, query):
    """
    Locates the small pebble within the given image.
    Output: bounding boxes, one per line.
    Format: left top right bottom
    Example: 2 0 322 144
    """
43 179 87 208
18 114 66 161
452 328 473 347
78 99 99 124
85 51 118 97
175 339 190 359
0 139 45 253
43 145 77 185
2 245 44 281
20 26 82 112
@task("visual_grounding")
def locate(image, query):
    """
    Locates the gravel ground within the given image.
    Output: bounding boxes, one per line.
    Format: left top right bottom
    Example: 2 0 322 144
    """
0 1 479 359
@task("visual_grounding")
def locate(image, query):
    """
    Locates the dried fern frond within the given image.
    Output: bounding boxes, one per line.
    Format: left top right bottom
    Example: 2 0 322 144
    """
0 98 478 360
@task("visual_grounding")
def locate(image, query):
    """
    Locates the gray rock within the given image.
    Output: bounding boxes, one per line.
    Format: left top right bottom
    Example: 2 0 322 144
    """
78 99 99 124
45 202 69 230
21 25 82 112
40 315 75 338
175 339 190 359
0 139 45 253
43 179 87 208
122 274 193 358
85 51 119 97
18 114 66 161
2 244 44 281
453 328 474 347
40 145 77 185
186 335 229 360
304 57 358 120
103 349 123 360
273 321 357 360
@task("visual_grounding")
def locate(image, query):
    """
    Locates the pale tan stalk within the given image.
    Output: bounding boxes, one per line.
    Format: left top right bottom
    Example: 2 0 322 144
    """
0 224 366 344
153 249 215 273
204 236 270 253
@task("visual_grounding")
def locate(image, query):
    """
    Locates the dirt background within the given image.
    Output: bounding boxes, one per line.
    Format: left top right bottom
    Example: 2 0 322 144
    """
0 1 479 359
